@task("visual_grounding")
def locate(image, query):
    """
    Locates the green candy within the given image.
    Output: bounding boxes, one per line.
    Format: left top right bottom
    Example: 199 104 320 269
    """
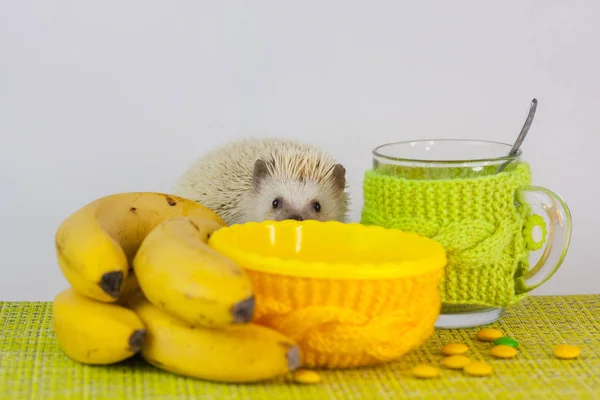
493 336 519 348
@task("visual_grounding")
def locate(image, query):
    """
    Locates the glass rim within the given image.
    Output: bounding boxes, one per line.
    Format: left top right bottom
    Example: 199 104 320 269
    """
372 138 522 164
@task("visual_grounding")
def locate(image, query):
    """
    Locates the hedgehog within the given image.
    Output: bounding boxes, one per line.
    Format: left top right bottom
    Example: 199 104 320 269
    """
171 138 350 225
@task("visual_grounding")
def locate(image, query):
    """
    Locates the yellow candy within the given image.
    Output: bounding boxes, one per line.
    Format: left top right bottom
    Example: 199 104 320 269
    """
292 369 322 384
440 355 472 369
411 364 440 379
490 345 518 359
553 344 581 359
464 361 493 376
441 343 469 356
476 328 503 342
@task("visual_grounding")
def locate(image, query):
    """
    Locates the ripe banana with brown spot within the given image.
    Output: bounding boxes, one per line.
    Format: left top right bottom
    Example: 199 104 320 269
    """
52 287 147 365
133 215 255 327
128 293 301 383
54 192 225 303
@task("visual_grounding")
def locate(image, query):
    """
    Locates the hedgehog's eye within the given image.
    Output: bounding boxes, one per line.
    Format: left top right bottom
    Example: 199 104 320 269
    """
313 201 321 212
272 198 281 209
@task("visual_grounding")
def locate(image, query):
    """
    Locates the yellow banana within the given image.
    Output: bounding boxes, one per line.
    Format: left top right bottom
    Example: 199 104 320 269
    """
52 287 147 365
128 293 301 383
115 271 142 306
55 192 225 302
133 215 255 327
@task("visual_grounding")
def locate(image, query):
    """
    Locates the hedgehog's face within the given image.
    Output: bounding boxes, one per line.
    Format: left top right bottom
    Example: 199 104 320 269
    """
248 159 349 223
259 180 331 222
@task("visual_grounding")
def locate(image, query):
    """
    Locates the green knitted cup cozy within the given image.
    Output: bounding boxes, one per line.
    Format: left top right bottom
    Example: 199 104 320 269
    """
361 162 534 308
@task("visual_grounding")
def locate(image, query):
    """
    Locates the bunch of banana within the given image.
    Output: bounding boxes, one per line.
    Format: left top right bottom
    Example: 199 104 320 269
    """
52 191 302 382
54 192 225 303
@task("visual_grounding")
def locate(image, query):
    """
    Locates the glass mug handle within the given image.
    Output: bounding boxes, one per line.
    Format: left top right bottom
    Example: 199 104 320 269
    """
514 186 572 294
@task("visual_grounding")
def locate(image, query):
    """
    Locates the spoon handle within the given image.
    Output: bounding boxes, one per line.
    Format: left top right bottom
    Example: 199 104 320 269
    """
496 98 538 173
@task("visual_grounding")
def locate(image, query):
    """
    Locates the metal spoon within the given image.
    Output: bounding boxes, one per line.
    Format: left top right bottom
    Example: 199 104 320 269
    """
496 98 538 173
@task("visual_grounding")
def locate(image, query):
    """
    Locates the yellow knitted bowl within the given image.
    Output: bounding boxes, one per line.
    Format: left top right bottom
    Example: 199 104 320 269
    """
208 220 447 369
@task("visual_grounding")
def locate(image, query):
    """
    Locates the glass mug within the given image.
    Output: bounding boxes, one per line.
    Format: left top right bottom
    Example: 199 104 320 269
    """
361 139 572 328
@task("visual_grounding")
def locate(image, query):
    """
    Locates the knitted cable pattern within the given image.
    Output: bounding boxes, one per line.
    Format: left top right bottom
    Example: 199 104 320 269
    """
247 267 444 369
360 162 534 308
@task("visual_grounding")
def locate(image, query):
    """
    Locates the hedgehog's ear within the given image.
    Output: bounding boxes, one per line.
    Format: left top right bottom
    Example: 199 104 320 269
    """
252 159 270 192
331 164 346 192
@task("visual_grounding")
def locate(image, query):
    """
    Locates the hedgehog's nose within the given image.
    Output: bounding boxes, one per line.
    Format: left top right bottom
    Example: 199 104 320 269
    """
287 214 304 221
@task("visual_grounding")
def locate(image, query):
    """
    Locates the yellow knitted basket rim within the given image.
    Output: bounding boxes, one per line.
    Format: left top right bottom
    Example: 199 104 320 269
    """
208 220 447 280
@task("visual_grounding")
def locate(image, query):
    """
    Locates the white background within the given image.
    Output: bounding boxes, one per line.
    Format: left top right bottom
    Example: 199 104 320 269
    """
1 0 598 301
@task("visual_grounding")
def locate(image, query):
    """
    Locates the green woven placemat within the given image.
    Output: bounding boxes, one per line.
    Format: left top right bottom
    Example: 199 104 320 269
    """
1 295 599 400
